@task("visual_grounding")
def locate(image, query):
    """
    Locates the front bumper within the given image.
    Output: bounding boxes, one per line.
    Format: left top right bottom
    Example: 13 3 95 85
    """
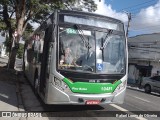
45 83 126 105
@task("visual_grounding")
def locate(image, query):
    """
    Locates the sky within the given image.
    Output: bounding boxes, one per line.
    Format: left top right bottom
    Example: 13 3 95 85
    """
94 0 160 37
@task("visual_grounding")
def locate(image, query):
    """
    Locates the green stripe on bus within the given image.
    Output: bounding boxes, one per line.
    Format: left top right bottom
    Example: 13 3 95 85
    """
63 78 121 94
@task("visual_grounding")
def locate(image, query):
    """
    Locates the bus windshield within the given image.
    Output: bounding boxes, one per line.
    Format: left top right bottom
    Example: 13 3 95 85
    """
58 27 95 72
96 32 126 74
58 26 126 74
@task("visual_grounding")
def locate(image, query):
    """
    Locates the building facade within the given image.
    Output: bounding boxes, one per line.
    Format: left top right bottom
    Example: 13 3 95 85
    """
128 33 160 84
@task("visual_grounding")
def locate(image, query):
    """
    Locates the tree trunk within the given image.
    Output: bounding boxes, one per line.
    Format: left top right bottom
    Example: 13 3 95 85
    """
8 47 18 69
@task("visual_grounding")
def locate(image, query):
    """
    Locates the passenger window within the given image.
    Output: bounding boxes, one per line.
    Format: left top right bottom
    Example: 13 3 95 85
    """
26 39 34 63
26 31 45 64
33 32 45 63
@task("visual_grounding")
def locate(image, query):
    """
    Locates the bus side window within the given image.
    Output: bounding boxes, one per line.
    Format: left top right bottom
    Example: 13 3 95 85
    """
33 35 39 63
39 39 44 62
33 32 45 63
39 32 45 63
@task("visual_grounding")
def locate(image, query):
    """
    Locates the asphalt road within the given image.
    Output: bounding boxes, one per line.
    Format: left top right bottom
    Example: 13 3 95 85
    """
119 89 160 111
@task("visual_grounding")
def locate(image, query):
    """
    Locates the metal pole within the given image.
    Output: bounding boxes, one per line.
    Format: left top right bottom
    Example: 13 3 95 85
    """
123 11 131 37
126 13 131 37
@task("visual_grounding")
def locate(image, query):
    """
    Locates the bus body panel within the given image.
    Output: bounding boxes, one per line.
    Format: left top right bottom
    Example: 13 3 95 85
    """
44 78 126 105
43 73 127 104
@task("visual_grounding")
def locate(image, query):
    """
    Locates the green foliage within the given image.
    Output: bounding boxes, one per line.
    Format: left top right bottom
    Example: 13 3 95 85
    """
23 23 34 38
3 35 25 59
3 35 11 53
0 19 16 32
17 43 24 59
30 0 97 23
0 20 6 31
0 0 97 33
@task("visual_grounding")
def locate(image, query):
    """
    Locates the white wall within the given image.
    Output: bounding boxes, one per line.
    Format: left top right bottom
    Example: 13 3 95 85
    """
150 61 160 76
128 65 139 84
128 33 160 82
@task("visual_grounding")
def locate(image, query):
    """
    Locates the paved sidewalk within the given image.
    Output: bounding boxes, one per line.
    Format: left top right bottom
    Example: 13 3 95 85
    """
127 85 144 92
0 66 24 120
0 61 49 120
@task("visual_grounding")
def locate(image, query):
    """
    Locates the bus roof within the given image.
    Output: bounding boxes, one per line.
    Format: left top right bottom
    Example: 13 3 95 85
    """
26 9 124 41
57 10 124 24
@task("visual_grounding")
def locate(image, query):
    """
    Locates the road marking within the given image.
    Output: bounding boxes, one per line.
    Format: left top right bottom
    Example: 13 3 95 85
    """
0 93 9 98
133 96 150 103
127 94 151 103
110 104 128 111
110 104 148 120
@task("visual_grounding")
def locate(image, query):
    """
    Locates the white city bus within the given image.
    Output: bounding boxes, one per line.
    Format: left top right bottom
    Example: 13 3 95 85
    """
23 10 128 105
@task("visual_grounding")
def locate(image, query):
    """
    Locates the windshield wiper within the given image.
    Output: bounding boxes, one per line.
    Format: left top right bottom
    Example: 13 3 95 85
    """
100 29 113 50
73 24 91 49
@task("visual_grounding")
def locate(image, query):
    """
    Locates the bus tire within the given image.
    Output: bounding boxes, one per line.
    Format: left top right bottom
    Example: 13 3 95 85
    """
34 71 39 95
22 62 26 78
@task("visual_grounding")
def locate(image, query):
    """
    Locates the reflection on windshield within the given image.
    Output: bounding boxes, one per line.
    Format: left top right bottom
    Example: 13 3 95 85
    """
96 32 125 74
100 29 113 50
73 24 91 49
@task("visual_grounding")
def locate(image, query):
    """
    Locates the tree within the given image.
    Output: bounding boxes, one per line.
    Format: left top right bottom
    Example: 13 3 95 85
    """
0 0 97 69
17 43 24 59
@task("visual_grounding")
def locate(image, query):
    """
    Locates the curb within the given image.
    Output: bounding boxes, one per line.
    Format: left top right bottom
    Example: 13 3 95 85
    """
127 86 144 92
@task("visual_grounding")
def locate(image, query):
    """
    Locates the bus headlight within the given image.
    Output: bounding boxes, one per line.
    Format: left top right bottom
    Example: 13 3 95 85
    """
114 80 127 93
53 77 71 93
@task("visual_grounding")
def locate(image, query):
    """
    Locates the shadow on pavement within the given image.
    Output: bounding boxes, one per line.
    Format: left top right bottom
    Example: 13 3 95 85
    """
43 104 104 112
0 66 24 111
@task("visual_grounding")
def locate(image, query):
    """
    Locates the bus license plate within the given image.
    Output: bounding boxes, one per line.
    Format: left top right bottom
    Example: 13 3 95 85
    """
85 100 100 105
